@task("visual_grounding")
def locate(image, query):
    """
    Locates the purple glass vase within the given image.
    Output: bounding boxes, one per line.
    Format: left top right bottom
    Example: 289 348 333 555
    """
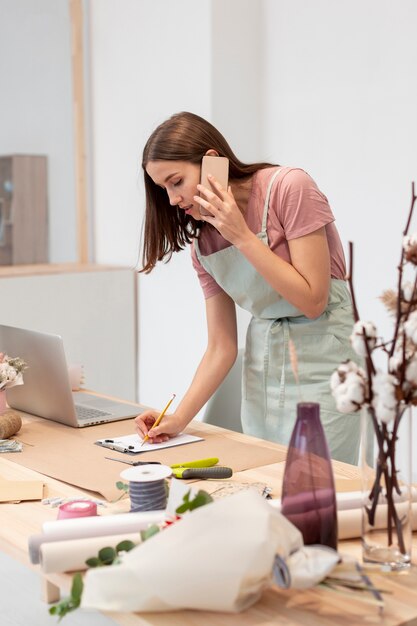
281 402 338 550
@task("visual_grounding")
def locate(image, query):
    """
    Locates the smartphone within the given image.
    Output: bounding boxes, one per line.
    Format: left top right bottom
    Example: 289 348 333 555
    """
199 155 229 216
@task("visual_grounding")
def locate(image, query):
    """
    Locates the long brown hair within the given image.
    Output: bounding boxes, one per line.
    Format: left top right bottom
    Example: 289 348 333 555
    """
141 111 274 273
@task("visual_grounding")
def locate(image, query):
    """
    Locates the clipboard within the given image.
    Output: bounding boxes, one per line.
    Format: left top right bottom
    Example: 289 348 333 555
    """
95 433 204 454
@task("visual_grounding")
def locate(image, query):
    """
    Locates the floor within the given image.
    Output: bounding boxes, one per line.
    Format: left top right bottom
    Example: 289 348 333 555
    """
0 550 116 626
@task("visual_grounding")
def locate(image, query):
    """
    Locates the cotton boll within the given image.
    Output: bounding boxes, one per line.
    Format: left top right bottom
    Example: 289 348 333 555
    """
389 355 402 376
405 357 417 386
331 366 366 413
373 401 396 424
334 395 357 414
402 281 416 302
344 373 366 405
404 311 417 344
372 371 397 424
330 370 341 391
403 233 417 265
350 321 377 357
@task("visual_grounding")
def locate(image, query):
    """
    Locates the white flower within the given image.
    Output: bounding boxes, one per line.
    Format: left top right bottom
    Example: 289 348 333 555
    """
372 371 397 424
404 311 417 344
0 354 26 390
331 360 367 413
403 233 417 264
350 320 377 357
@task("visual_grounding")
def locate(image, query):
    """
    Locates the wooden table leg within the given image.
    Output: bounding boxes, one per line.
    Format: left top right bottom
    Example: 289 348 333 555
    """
41 576 60 604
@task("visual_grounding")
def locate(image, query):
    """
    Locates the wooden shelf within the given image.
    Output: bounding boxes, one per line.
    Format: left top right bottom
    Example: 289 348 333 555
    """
0 262 133 278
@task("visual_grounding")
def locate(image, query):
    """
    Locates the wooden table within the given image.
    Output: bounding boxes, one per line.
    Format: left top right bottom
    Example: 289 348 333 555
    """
1 414 417 626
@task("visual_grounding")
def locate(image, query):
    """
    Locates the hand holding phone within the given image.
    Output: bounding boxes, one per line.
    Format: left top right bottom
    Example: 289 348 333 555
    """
199 155 229 216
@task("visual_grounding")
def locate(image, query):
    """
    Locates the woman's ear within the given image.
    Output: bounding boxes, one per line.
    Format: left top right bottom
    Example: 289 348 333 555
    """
205 149 219 157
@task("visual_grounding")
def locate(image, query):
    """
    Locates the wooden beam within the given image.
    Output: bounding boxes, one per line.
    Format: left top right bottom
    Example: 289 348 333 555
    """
69 0 89 263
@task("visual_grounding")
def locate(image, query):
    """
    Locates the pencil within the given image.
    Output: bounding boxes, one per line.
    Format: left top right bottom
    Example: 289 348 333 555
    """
139 393 176 447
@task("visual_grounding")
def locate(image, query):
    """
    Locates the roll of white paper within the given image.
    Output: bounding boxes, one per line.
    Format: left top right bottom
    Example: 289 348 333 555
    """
29 510 165 564
42 509 165 536
40 533 140 573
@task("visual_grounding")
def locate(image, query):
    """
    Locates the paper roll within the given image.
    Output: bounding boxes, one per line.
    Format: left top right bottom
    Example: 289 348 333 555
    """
40 533 140 573
338 502 417 540
0 410 22 438
29 510 166 564
271 492 417 540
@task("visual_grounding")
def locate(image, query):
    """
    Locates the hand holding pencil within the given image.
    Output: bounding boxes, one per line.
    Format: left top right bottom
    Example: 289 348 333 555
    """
136 393 177 446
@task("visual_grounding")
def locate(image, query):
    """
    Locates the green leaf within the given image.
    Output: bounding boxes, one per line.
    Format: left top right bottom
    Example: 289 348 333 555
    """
116 540 136 553
116 481 128 491
98 546 116 564
175 489 213 514
49 573 84 620
189 490 213 510
71 573 84 603
85 557 102 567
140 524 160 542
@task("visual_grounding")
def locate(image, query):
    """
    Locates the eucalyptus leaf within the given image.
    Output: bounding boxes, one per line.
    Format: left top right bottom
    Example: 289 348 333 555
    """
116 539 136 553
98 546 116 564
140 524 160 541
190 490 213 510
85 557 102 567
175 501 189 514
71 573 84 603
49 573 83 620
176 489 213 514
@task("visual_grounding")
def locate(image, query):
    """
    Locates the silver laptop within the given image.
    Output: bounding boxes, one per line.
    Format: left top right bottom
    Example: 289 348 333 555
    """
0 325 146 427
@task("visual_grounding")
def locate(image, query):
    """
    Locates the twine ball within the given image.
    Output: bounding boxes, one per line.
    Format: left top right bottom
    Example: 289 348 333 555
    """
0 409 22 439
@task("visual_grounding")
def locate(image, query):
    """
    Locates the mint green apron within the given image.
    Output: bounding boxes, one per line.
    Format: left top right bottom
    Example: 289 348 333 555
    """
195 168 361 465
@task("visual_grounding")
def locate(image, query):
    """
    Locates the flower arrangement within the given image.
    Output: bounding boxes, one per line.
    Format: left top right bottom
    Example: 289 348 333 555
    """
0 352 27 391
330 182 417 566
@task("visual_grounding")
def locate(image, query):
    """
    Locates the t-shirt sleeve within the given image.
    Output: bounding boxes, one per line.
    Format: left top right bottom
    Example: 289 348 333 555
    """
191 241 224 299
271 168 335 240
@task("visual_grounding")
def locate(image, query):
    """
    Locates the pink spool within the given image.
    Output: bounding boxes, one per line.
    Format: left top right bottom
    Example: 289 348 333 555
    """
57 500 97 520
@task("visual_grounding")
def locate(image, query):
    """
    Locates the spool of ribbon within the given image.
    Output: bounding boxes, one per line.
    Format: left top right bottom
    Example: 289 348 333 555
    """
120 464 172 512
0 409 22 439
57 500 98 520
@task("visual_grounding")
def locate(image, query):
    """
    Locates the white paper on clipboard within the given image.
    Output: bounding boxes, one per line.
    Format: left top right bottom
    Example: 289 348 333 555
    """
95 433 204 454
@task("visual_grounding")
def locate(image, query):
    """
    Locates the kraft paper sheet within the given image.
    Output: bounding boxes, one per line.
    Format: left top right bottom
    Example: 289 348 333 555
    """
1 419 285 501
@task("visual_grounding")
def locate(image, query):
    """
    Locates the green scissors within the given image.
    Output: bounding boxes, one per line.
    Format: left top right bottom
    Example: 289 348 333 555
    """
171 457 233 479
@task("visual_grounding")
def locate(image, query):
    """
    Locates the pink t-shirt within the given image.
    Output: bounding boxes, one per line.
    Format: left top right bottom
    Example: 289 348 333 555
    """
191 166 346 299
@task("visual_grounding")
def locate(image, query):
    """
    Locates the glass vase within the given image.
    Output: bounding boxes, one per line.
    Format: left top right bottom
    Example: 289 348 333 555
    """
281 402 338 550
361 406 412 570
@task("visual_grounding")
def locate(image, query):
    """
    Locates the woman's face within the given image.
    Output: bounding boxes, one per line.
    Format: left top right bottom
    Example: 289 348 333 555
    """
146 160 201 220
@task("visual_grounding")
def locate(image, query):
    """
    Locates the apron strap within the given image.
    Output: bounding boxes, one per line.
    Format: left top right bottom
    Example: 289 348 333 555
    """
268 317 295 410
261 168 284 236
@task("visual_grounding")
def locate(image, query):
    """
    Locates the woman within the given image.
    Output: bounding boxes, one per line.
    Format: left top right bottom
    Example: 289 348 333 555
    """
135 111 360 464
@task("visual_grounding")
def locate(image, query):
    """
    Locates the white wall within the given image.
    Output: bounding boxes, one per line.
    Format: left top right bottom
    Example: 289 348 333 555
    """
89 0 417 449
260 0 417 475
89 0 212 411
0 0 77 262
262 0 417 345
90 0 265 412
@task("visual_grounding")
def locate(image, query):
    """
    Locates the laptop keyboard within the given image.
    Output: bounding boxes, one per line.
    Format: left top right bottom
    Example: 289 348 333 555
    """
75 405 112 421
